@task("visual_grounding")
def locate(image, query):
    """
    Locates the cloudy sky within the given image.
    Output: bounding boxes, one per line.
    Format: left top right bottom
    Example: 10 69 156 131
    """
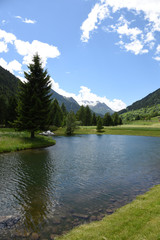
1 0 160 111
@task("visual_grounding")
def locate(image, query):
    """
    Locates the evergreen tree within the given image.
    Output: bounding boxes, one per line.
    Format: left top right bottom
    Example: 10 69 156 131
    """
65 111 76 135
61 103 67 116
50 99 63 127
92 112 97 126
15 54 52 138
0 95 8 125
112 112 122 126
103 112 113 126
96 117 103 132
6 95 17 126
84 105 92 126
76 105 85 125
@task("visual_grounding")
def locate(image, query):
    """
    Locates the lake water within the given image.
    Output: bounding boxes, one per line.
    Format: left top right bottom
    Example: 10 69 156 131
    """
0 135 160 239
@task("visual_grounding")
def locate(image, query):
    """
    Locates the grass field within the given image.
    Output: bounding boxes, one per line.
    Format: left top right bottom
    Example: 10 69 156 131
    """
0 128 56 153
55 120 160 137
56 184 160 240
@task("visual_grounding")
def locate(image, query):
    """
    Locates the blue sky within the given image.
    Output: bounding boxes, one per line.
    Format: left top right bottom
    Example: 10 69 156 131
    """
1 0 160 111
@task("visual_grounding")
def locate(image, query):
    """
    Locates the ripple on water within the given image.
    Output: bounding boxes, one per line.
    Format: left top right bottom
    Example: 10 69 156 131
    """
0 135 160 238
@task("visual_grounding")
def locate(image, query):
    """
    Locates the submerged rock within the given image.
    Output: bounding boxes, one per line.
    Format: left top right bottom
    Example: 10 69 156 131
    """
72 213 89 219
0 215 20 229
31 232 40 240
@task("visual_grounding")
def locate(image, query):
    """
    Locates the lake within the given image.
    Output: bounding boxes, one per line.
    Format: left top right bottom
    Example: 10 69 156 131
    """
0 134 160 239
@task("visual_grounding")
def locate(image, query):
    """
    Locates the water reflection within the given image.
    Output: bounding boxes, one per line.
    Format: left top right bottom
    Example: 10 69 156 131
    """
13 150 56 232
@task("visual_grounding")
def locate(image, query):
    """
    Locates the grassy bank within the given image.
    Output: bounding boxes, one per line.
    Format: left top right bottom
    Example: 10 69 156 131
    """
55 123 160 137
0 128 56 153
57 184 160 240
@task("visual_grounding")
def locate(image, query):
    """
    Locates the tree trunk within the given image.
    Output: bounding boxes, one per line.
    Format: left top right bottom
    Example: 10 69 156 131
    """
31 131 35 138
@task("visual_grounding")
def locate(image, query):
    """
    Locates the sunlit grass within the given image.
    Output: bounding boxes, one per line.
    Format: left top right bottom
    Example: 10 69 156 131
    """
55 121 160 137
0 128 56 153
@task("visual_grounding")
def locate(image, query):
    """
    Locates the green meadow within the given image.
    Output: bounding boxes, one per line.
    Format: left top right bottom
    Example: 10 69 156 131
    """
55 119 160 137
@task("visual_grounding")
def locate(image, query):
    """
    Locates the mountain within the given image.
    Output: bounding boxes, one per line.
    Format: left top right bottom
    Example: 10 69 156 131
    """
50 89 80 113
119 88 160 114
0 66 20 98
0 65 114 115
89 102 114 115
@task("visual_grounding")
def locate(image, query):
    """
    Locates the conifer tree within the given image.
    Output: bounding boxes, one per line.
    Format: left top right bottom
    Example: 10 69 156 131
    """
96 117 103 132
65 111 76 135
15 54 52 138
92 112 97 126
61 103 67 116
84 105 92 126
103 112 113 126
50 99 63 127
76 105 85 125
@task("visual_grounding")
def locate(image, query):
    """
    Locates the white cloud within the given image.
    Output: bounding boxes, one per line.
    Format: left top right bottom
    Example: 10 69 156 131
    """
15 16 36 24
0 58 22 74
116 16 142 40
23 18 36 24
0 41 8 52
0 29 16 44
16 75 26 82
0 28 60 73
81 0 160 57
51 78 126 111
124 40 148 55
153 56 160 61
153 44 160 61
155 45 160 54
14 39 60 67
81 3 110 42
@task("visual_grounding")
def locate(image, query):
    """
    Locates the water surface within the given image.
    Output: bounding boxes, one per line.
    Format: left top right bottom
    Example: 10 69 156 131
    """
0 135 160 239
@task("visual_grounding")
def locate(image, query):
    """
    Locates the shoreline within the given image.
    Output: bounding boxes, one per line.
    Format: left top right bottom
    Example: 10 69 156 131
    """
56 184 160 240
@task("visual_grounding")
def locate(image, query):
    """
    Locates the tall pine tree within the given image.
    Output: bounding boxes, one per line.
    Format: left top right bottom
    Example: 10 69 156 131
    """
15 54 52 138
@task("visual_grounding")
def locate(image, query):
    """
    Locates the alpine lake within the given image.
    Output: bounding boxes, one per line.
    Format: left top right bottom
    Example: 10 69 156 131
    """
1 134 160 239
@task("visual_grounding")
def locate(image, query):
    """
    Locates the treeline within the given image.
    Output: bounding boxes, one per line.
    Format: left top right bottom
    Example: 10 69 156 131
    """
76 105 122 126
0 95 122 128
0 95 17 126
49 102 122 128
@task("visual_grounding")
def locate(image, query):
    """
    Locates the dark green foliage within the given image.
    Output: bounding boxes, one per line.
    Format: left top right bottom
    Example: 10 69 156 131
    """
6 96 17 126
120 104 160 123
112 112 122 126
15 54 52 138
61 103 67 116
76 105 85 125
0 66 20 99
0 95 8 125
119 88 160 114
76 105 93 126
0 66 20 126
96 117 103 132
65 111 76 135
84 106 92 126
103 112 113 126
50 99 63 127
92 112 97 126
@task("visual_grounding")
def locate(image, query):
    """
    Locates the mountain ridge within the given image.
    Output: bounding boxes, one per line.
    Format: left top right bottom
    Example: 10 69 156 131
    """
119 88 160 114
